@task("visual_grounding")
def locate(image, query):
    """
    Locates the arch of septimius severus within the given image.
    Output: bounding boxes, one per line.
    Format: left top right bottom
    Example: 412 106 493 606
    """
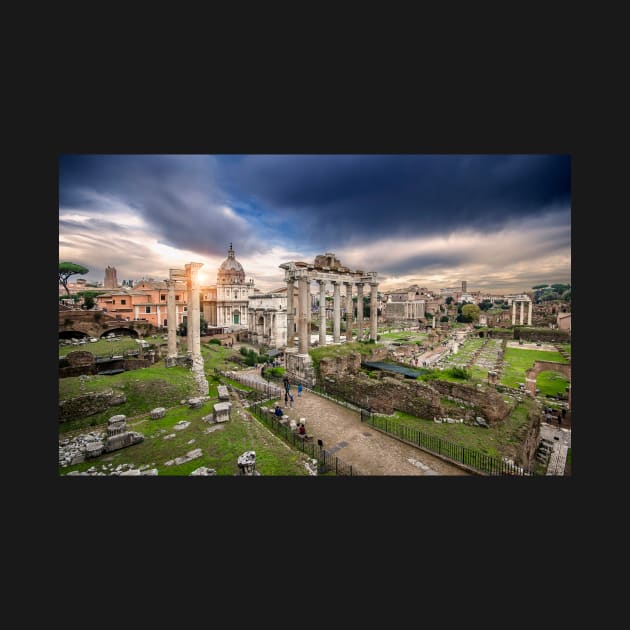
280 253 378 386
165 262 208 396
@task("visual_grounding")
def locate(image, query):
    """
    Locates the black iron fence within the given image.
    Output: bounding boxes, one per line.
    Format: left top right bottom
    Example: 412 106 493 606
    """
248 399 358 476
360 410 533 476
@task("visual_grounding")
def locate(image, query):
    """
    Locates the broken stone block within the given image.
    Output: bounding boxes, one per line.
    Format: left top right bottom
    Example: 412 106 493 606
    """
188 397 203 409
217 385 230 401
213 402 231 423
150 407 166 419
85 441 104 458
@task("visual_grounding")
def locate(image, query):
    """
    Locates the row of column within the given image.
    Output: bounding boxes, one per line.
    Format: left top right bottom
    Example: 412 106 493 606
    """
512 300 533 326
287 278 378 352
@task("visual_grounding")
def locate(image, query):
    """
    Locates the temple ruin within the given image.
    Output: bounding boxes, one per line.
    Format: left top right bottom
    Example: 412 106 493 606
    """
279 253 379 386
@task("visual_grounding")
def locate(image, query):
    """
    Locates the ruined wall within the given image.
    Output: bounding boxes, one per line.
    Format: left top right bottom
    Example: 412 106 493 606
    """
59 389 126 422
517 408 542 469
429 381 511 425
319 352 362 377
321 373 442 416
515 327 570 343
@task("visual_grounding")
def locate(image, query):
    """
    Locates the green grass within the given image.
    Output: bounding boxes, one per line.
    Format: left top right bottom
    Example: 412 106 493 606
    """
59 397 311 476
536 370 570 397
386 398 535 459
59 364 197 433
59 337 141 357
559 343 571 356
500 347 569 390
309 341 385 370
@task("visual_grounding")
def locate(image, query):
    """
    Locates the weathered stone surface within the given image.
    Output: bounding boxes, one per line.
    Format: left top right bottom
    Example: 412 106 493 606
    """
188 397 203 409
190 466 217 476
213 402 231 423
174 448 203 466
202 413 215 423
217 385 230 401
59 389 127 422
163 433 176 440
85 441 104 458
150 407 166 419
104 431 144 452
173 420 191 430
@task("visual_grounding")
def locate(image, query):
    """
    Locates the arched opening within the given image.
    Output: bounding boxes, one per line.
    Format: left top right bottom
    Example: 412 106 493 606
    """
59 330 88 340
99 327 139 339
233 310 240 324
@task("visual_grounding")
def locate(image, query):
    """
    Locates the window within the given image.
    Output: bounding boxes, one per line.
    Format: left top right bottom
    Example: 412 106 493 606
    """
161 295 166 300
176 295 180 300
145 306 151 313
183 306 187 312
121 299 126 305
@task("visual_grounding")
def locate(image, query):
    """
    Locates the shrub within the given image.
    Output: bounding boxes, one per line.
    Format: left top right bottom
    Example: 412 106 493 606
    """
446 366 471 380
209 338 221 345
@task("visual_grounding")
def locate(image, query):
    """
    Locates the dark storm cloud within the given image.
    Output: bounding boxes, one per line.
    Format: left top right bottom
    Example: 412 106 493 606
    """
59 155 262 256
219 154 570 249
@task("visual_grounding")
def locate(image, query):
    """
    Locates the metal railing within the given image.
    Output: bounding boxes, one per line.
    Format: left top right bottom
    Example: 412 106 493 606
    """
359 410 533 476
248 399 358 475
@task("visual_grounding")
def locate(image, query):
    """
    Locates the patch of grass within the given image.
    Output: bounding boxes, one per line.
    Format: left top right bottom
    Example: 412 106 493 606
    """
60 400 311 476
59 337 141 357
386 398 536 460
500 347 569 389
536 370 570 397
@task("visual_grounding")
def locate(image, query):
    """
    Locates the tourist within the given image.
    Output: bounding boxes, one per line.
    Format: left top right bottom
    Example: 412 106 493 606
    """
284 391 289 405
298 383 303 397
289 393 294 408
274 404 283 418
298 423 306 436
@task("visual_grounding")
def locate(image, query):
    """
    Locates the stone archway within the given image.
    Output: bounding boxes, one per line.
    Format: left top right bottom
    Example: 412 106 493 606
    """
525 360 571 406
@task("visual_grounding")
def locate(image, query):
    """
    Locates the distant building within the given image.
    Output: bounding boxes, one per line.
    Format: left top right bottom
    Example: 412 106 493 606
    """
201 244 255 330
104 265 118 289
247 291 288 348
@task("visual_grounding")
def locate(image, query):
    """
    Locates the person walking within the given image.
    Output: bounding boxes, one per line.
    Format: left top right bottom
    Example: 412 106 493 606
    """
297 383 303 397
289 393 294 408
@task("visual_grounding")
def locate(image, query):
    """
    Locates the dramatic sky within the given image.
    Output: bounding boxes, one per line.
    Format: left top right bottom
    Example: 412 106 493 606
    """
59 154 571 293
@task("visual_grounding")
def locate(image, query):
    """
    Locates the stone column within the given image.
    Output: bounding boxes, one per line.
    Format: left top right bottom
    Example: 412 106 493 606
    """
520 300 524 326
166 279 177 361
298 275 309 354
345 282 353 341
512 301 516 325
185 264 193 355
319 280 327 347
286 279 295 347
186 263 203 356
527 301 532 326
356 283 364 340
370 283 378 341
333 281 341 343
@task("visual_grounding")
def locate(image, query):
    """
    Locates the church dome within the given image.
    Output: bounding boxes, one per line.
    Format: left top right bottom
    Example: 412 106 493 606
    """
218 243 245 284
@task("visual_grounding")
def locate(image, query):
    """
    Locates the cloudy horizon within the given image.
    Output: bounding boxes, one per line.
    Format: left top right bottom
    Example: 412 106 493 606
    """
59 154 571 294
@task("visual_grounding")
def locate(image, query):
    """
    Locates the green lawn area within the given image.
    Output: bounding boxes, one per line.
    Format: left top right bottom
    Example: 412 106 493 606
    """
559 343 571 356
379 330 426 341
59 337 142 357
386 398 535 459
536 370 570 396
59 398 311 476
500 347 569 391
59 364 197 433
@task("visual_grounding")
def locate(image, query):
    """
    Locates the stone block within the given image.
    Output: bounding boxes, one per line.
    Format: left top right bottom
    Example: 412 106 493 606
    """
213 402 231 423
150 407 166 419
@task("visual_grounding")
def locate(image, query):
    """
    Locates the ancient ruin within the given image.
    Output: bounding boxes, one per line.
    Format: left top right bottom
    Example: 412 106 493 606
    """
166 262 208 395
280 253 379 386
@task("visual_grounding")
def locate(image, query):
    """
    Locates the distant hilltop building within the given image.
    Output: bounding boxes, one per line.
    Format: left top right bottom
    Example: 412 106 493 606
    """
104 265 118 289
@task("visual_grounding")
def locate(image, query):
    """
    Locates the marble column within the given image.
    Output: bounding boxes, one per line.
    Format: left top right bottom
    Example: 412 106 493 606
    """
512 301 516 325
319 280 327 346
370 283 378 341
286 279 295 347
298 275 309 354
166 279 177 360
345 282 353 341
185 264 193 355
520 301 524 326
356 283 364 340
333 281 341 343
527 301 532 326
187 262 203 357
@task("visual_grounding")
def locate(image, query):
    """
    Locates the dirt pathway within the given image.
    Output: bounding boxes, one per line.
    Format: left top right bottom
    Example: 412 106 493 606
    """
262 386 469 476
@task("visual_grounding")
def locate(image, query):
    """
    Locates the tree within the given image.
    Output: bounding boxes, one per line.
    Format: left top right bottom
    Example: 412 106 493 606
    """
445 296 453 305
462 303 480 323
440 315 449 322
59 262 89 295
532 284 549 290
